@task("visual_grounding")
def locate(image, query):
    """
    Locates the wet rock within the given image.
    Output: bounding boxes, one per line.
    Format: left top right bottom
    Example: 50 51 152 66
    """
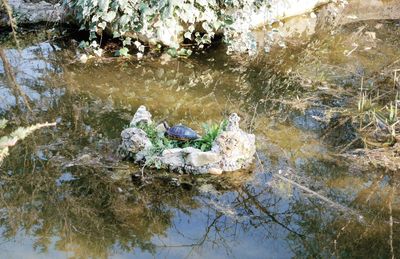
292 108 328 132
129 105 152 127
186 151 221 167
324 115 362 148
119 128 152 157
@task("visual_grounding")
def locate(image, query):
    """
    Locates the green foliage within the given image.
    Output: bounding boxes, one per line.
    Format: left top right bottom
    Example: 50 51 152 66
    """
135 119 227 167
354 87 400 145
190 119 228 151
65 0 267 56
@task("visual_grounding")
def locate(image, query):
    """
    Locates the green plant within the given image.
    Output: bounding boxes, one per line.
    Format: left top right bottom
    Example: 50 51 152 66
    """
65 0 269 56
191 119 228 151
135 119 227 168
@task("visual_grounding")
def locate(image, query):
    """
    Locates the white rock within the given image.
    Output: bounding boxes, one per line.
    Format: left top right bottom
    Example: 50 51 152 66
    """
186 151 221 167
182 147 202 154
212 113 256 172
119 128 152 156
160 148 185 168
208 168 223 175
130 105 152 127
155 123 167 133
226 113 241 131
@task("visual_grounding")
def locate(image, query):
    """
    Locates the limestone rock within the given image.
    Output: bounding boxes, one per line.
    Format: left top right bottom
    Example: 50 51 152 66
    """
155 123 167 133
226 113 241 131
119 128 152 157
160 148 185 169
120 106 255 174
186 151 221 167
182 147 202 154
212 113 256 172
208 168 223 175
129 105 152 127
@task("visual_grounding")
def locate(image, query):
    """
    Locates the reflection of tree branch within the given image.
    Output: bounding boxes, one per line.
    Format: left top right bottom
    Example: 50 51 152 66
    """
0 49 31 111
240 187 304 238
1 0 19 48
352 174 384 205
157 213 224 249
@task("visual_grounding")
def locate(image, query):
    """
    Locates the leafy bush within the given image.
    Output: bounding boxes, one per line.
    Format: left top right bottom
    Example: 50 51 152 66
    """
65 0 269 55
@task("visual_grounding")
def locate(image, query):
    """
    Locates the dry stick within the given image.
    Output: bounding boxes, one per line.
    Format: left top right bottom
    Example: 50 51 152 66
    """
0 49 32 111
255 152 364 221
1 0 19 48
388 184 395 259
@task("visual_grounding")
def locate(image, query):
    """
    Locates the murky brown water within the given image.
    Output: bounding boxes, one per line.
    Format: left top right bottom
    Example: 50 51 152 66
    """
0 8 399 259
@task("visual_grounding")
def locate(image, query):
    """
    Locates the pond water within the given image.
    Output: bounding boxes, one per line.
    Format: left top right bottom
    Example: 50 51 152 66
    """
0 14 399 259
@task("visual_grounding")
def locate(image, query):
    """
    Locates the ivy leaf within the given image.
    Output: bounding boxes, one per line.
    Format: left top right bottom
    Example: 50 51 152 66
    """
184 31 192 39
167 48 177 57
98 0 110 11
119 14 130 26
196 0 208 7
116 47 130 57
78 40 89 49
98 21 107 29
113 31 121 38
103 11 117 22
123 37 132 46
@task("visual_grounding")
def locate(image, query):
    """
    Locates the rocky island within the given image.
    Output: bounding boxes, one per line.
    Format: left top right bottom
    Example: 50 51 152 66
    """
119 106 256 175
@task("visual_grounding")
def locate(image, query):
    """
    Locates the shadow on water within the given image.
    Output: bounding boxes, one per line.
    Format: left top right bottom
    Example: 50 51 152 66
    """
0 17 399 258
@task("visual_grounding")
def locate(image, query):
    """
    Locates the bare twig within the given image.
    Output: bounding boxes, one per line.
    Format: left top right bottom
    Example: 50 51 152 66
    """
256 152 364 221
1 0 20 48
0 49 31 111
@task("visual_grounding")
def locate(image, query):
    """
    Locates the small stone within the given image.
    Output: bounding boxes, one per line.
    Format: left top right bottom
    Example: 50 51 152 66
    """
130 105 152 127
208 168 223 175
186 151 221 167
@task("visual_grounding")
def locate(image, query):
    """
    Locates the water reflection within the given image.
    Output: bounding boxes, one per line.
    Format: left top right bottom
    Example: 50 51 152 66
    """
0 18 399 258
0 42 63 115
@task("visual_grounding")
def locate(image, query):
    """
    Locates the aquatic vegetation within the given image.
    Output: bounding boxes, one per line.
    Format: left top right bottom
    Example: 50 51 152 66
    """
352 83 400 146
